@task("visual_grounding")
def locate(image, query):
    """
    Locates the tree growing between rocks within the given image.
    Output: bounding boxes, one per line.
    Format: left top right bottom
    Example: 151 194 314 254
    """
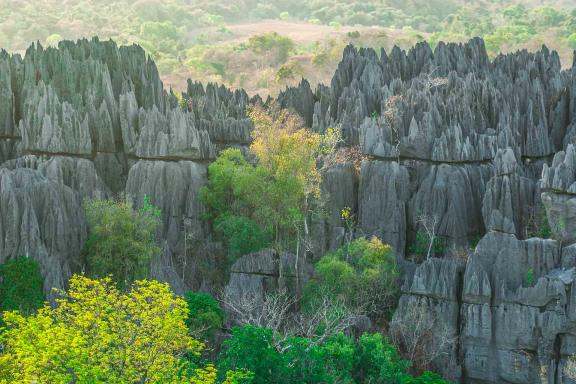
390 304 457 376
83 196 161 289
303 236 400 321
201 106 340 288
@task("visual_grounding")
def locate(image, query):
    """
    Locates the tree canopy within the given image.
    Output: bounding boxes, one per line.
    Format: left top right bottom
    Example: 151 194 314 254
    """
83 197 161 288
0 275 216 383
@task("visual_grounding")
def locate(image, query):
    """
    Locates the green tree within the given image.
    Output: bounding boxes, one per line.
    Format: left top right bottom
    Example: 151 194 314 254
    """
247 32 295 64
184 291 224 340
218 326 284 384
200 148 272 258
0 257 44 315
218 327 448 384
0 275 220 383
568 33 576 50
304 237 399 320
83 197 161 289
201 107 337 261
214 215 271 260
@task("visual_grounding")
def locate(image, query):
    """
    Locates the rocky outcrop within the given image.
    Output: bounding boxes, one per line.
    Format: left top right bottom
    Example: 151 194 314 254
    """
358 160 410 253
0 38 254 295
541 145 576 246
0 166 86 301
482 148 536 236
4 36 576 383
393 232 576 383
223 249 313 325
1 155 110 198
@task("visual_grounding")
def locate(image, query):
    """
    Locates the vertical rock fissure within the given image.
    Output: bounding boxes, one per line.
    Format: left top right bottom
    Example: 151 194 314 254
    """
455 266 465 379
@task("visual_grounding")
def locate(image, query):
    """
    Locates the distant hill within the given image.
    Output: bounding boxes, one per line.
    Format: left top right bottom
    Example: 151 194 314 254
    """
1 0 574 95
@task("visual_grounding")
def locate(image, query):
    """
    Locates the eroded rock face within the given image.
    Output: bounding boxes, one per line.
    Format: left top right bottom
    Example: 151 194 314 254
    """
223 249 313 325
393 233 576 383
541 145 576 246
4 36 576 383
482 149 537 236
358 160 410 253
0 167 86 301
0 38 254 294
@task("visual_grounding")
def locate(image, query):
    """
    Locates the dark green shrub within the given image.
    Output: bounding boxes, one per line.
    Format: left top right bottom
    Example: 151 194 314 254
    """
183 291 224 340
0 257 44 315
218 326 283 384
408 232 447 261
214 215 270 260
218 327 449 384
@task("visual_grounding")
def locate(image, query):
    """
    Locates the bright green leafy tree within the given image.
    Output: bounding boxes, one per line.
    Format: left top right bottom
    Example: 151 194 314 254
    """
0 275 224 383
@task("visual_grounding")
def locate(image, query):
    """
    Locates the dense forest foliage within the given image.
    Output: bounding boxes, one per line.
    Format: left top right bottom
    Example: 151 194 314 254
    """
1 0 574 95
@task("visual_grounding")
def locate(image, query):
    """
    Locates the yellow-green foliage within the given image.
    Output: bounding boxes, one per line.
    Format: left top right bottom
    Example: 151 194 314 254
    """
0 275 218 383
202 107 335 255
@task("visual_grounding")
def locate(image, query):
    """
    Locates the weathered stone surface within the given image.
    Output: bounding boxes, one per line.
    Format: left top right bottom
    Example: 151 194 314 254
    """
224 249 313 325
482 148 536 236
2 155 110 198
391 267 462 379
0 39 257 295
19 82 92 155
312 162 357 255
541 145 576 246
120 92 215 160
0 166 86 301
5 36 576 384
125 160 207 289
409 163 492 246
358 160 409 253
396 231 576 383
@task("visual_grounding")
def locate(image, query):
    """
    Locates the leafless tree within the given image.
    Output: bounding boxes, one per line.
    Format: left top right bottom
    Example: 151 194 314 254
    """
180 217 200 282
383 95 402 162
291 294 361 349
220 289 361 352
417 67 449 90
564 355 576 380
390 303 456 375
416 214 440 260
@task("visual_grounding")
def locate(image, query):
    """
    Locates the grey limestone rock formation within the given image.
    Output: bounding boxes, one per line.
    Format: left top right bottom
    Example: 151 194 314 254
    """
4 36 576 383
0 166 86 301
0 38 254 296
393 232 576 383
223 249 313 325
